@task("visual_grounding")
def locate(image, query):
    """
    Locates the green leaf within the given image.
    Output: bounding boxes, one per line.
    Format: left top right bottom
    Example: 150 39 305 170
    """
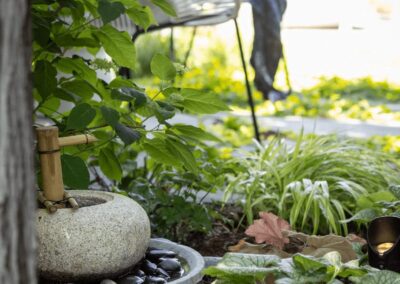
150 0 176 16
54 33 100 48
340 208 378 223
55 57 97 85
172 124 221 142
92 25 136 69
61 154 90 189
111 87 147 107
180 88 230 114
352 270 400 283
61 79 96 100
143 138 181 167
126 4 156 30
389 185 400 199
357 191 395 209
54 88 76 102
99 148 122 181
98 0 125 24
34 60 57 100
100 106 119 127
115 123 141 145
166 138 198 173
292 254 327 272
66 103 96 130
38 96 60 116
150 53 176 80
203 253 280 283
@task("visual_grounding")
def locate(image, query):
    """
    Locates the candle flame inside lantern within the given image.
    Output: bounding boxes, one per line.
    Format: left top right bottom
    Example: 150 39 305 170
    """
375 242 394 255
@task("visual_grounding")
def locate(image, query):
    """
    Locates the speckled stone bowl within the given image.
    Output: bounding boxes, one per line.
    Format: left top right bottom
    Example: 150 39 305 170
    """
37 190 151 282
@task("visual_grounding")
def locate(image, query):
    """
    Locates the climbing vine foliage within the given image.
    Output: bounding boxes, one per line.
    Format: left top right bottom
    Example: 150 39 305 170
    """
32 0 229 189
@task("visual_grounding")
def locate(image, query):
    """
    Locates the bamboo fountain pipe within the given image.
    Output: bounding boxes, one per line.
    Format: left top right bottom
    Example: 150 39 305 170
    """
36 126 97 203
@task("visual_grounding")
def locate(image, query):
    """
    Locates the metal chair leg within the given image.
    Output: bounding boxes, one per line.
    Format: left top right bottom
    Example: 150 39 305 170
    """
234 18 261 142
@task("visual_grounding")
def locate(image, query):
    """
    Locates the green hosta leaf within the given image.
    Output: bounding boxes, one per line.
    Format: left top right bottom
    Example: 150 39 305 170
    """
98 0 125 24
34 60 57 100
351 270 400 283
150 53 176 81
340 208 378 224
99 148 122 181
126 4 156 30
143 138 181 167
172 124 221 142
357 191 395 209
100 106 119 127
292 254 327 272
389 185 400 199
180 88 230 114
203 253 280 283
55 57 97 85
150 0 176 16
61 79 96 100
92 25 136 70
66 103 96 130
115 123 141 145
166 138 198 173
61 154 90 189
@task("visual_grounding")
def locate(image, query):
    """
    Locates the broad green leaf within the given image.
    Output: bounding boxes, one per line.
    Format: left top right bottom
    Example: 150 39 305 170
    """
66 103 96 130
38 96 60 116
203 253 279 283
154 101 175 123
351 270 400 283
150 0 176 16
389 185 400 199
92 25 136 70
54 33 100 48
340 208 378 223
54 88 76 102
292 254 327 272
150 53 176 81
98 0 125 24
143 138 181 167
172 124 221 142
61 154 90 189
357 191 395 209
111 88 147 107
100 106 119 127
99 148 122 181
180 88 230 114
61 79 96 100
109 77 144 89
166 138 198 173
55 57 97 85
126 4 156 30
115 123 141 145
34 60 57 100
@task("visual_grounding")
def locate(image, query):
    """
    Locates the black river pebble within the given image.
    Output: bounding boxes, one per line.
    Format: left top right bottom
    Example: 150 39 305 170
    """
141 260 158 275
146 249 177 262
145 276 167 284
117 275 145 284
158 258 181 272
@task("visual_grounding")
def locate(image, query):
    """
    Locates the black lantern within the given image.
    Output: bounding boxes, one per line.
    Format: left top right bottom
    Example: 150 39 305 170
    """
367 216 400 272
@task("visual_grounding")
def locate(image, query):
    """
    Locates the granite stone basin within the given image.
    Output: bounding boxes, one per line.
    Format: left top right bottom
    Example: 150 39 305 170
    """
37 190 151 282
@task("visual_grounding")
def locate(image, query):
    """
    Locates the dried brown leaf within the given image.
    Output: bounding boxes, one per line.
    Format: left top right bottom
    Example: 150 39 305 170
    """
245 212 290 249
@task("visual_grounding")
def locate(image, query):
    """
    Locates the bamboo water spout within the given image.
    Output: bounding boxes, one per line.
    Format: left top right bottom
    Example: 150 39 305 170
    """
36 126 97 211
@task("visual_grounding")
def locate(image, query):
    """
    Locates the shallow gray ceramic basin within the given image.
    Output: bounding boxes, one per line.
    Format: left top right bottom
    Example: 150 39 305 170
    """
150 238 205 284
